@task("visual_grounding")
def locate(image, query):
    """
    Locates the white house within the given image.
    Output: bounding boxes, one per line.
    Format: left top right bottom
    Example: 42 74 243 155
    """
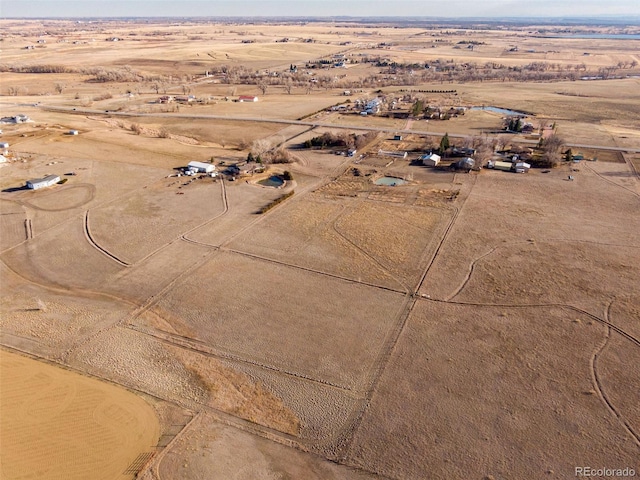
187 161 215 173
514 162 531 173
421 153 441 167
27 174 60 190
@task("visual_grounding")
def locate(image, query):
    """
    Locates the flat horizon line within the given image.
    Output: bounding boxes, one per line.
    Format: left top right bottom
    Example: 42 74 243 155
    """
2 15 640 22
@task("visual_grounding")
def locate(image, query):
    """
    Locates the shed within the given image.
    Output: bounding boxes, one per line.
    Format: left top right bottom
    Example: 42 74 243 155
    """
27 174 60 190
454 157 475 171
421 153 441 167
0 142 9 149
187 161 215 173
488 160 513 172
514 162 531 173
238 95 258 102
68 130 79 135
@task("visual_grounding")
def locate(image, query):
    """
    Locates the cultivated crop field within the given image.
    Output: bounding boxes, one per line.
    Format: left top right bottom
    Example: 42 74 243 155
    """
1 18 638 480
0 350 160 480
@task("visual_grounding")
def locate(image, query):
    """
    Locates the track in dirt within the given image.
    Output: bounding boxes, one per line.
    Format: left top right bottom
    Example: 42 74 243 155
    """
589 300 640 447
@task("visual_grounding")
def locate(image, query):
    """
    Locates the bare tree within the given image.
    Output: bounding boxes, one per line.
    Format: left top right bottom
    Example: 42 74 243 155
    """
250 138 273 157
54 82 65 94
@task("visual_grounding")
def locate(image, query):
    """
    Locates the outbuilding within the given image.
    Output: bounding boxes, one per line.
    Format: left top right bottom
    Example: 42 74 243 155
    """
515 162 531 173
487 160 513 172
27 174 60 190
421 153 441 167
187 161 215 173
238 95 258 102
0 142 9 149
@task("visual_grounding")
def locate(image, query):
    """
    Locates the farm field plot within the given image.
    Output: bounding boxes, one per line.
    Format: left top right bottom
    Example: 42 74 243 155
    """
1 216 124 292
110 240 213 304
334 200 450 288
89 177 224 264
423 167 640 302
152 251 407 390
454 241 640 313
185 182 284 246
228 195 405 290
346 301 640 480
0 263 131 356
157 413 378 480
0 349 160 480
0 199 25 251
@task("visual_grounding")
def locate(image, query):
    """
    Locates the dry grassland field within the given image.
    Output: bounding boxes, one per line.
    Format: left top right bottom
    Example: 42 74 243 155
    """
0 18 639 480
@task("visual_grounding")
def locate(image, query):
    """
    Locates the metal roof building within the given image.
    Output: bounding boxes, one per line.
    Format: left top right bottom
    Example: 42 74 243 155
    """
187 161 215 173
26 174 60 190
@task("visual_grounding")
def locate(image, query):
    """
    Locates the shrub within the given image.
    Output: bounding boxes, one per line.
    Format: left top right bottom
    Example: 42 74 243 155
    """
257 190 294 214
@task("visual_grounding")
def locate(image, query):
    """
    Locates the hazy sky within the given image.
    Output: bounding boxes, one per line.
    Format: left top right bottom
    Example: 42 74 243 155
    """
2 0 639 18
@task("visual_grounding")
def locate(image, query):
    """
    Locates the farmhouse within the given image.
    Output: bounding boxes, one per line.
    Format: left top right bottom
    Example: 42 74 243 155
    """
421 153 441 167
187 161 215 173
26 174 60 190
238 95 259 102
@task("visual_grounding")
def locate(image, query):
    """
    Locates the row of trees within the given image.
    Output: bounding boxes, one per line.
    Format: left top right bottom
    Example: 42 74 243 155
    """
303 131 378 150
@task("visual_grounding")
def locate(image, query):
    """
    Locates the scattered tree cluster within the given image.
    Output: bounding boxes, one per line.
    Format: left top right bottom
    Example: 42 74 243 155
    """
533 134 565 167
303 131 377 149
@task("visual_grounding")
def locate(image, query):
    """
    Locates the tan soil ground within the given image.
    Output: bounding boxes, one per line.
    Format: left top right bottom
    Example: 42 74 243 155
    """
151 250 407 391
1 19 638 480
0 349 160 480
345 302 640 479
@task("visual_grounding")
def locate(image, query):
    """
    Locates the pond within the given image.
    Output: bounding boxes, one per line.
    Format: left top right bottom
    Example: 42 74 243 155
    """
375 176 407 186
472 106 529 116
258 175 285 187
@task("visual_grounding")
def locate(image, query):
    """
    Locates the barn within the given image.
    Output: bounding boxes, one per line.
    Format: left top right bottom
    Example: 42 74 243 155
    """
26 174 60 190
187 161 215 173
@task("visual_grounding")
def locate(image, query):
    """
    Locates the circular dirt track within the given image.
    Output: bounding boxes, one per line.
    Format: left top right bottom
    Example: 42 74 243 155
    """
19 183 96 211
